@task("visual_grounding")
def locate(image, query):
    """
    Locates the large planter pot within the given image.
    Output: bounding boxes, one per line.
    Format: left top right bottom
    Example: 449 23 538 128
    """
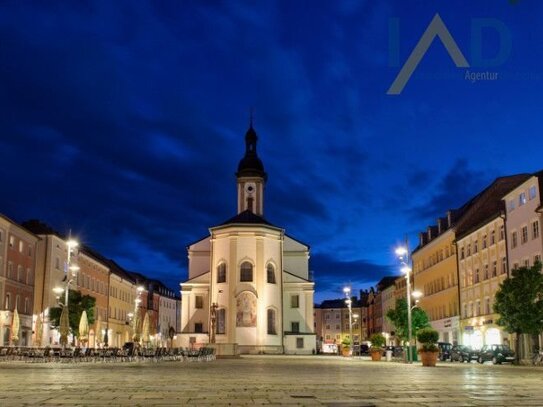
370 349 382 361
341 346 351 357
419 350 438 367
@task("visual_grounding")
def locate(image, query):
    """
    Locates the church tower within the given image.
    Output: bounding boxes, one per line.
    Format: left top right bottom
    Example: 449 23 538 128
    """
236 122 267 216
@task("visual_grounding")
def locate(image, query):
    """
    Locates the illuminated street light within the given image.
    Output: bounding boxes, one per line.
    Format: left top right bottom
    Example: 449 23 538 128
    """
66 239 79 249
396 243 413 363
344 286 353 357
56 235 79 348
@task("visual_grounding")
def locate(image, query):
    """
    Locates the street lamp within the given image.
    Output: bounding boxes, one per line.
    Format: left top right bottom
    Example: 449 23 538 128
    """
344 286 353 356
56 237 78 348
396 244 413 363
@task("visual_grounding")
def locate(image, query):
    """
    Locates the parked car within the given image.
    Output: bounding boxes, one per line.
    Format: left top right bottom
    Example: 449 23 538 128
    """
359 344 370 355
450 345 479 363
437 342 453 361
478 344 515 364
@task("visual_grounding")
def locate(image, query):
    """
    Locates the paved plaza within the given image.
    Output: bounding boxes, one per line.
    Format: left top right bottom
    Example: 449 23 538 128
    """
1 355 543 406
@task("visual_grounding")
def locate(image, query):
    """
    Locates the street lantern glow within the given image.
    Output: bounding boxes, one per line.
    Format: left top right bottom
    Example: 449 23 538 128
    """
400 266 412 274
343 286 351 294
53 287 64 295
137 286 144 293
66 239 79 249
395 247 408 257
412 290 423 299
69 265 80 272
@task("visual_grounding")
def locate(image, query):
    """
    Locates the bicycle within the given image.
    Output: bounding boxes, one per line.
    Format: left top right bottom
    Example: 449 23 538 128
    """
531 350 543 366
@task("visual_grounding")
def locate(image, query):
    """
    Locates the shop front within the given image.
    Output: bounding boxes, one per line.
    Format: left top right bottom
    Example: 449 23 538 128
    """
460 315 510 350
430 316 459 344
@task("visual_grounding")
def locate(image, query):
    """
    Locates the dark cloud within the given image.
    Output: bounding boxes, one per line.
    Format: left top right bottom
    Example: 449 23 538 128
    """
310 252 395 302
408 159 490 223
1 2 542 297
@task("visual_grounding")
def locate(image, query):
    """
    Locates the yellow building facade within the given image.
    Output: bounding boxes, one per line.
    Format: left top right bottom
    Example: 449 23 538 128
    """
108 264 137 347
412 222 459 344
457 216 509 348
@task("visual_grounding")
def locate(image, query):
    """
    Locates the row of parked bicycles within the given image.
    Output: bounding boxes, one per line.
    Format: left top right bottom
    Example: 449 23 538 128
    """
0 346 216 363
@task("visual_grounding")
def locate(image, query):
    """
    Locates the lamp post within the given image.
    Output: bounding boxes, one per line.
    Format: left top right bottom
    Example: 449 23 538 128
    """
55 237 79 348
395 245 413 363
132 286 144 343
344 286 353 356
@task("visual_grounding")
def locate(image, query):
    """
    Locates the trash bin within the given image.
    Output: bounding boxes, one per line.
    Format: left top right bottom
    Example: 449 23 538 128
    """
386 349 393 361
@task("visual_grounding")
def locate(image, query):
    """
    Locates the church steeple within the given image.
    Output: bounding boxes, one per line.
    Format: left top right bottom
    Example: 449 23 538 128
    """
236 119 267 216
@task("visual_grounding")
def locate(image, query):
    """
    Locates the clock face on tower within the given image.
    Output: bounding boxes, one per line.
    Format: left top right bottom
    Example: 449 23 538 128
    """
245 183 256 195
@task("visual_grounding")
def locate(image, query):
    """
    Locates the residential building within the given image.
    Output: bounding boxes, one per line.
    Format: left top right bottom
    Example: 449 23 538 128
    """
412 212 460 344
394 275 407 301
23 220 71 346
155 281 179 347
107 261 136 347
315 298 364 351
0 215 39 346
380 277 398 345
456 175 530 349
179 124 316 354
73 247 110 347
131 272 158 344
503 171 543 355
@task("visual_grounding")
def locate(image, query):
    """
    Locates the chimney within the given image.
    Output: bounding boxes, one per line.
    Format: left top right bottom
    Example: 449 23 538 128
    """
419 232 426 247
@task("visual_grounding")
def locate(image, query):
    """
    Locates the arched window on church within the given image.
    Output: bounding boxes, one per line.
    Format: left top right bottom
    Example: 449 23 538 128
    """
240 262 253 282
216 308 226 334
267 308 276 335
217 263 226 283
267 264 276 284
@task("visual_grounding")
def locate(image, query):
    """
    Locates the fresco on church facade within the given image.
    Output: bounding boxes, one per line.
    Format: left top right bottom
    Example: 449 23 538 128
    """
236 291 257 327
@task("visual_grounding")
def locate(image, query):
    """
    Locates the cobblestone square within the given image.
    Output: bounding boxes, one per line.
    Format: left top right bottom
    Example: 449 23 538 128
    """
1 356 543 406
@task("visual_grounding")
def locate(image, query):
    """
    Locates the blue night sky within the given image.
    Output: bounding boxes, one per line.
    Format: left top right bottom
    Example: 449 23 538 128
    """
1 1 542 302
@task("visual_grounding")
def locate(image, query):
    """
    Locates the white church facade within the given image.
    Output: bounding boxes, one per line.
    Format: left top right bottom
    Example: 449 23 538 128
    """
178 123 316 354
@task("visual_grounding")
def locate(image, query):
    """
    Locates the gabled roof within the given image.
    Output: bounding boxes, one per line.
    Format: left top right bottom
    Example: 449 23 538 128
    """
108 260 136 284
284 233 311 250
20 219 62 238
217 210 277 227
283 269 312 283
182 271 210 284
376 276 397 291
318 297 363 309
455 174 531 239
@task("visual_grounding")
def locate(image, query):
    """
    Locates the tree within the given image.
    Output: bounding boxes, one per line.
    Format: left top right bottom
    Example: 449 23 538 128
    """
50 290 96 344
494 262 543 363
386 298 431 343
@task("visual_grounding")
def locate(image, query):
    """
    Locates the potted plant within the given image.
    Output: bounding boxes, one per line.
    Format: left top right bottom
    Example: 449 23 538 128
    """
341 337 351 357
369 333 386 361
417 327 439 367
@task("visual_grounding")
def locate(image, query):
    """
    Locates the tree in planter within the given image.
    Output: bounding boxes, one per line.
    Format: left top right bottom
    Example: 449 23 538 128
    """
341 337 352 356
369 333 386 360
50 290 96 345
417 327 439 367
386 298 431 343
494 262 543 364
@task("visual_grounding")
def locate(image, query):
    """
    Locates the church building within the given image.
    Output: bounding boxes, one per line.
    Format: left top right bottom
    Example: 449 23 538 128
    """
178 123 316 354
